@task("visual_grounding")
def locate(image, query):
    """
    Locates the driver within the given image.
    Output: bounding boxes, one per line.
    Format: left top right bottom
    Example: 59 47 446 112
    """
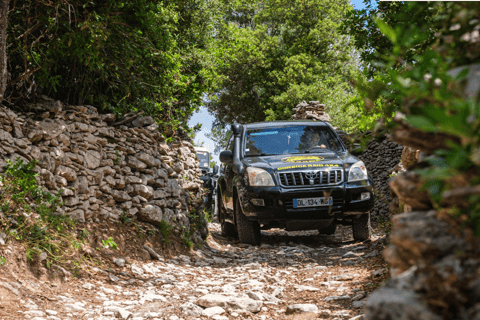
301 129 327 150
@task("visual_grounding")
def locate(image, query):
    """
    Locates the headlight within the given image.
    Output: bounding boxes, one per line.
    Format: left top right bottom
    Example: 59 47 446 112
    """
348 161 368 182
247 167 275 187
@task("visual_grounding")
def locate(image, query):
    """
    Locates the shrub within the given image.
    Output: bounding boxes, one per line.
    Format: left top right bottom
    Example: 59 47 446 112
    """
0 158 90 273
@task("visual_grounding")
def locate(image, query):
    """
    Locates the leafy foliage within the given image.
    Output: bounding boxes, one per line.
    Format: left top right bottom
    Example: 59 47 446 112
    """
342 1 436 77
346 2 480 237
158 219 174 243
1 158 63 217
206 0 363 131
119 211 132 224
340 0 442 133
206 123 231 155
6 0 217 135
101 237 118 250
181 229 193 249
0 158 90 271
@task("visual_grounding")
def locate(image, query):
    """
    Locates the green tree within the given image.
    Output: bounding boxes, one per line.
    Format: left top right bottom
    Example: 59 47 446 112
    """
206 122 231 155
6 0 217 135
209 154 217 169
342 0 436 77
206 0 362 131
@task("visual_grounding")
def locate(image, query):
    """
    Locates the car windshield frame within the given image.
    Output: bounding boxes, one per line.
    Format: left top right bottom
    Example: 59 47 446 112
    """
242 124 345 157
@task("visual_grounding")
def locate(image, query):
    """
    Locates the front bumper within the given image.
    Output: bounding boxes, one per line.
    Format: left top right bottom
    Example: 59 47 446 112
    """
239 181 374 222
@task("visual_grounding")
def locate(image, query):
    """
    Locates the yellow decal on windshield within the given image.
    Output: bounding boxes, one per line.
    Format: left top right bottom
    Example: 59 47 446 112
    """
281 155 324 163
277 164 339 170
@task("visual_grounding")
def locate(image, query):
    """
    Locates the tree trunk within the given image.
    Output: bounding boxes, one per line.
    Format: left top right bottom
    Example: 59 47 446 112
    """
0 0 9 102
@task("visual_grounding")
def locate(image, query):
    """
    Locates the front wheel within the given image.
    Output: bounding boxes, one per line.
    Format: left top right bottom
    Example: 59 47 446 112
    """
218 191 236 238
235 198 261 245
205 191 213 212
352 213 372 241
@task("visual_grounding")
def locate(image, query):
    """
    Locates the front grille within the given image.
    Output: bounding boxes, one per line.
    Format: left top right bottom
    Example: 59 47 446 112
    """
284 197 343 209
277 169 343 187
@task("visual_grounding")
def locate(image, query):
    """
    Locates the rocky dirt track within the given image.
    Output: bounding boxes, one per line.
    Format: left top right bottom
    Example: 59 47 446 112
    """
0 224 388 320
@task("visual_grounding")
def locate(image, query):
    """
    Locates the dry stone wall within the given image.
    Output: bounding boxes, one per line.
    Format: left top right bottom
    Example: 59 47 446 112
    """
0 99 204 231
357 136 403 218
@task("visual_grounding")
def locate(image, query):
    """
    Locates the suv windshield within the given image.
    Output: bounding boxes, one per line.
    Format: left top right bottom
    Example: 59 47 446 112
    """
196 151 210 168
245 125 343 156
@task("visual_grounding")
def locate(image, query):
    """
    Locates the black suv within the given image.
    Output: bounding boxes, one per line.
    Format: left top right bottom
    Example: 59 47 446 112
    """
217 121 374 245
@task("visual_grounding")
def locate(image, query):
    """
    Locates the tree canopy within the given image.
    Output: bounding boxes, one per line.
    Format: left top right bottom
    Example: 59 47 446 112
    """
6 0 217 135
4 0 477 153
205 0 363 132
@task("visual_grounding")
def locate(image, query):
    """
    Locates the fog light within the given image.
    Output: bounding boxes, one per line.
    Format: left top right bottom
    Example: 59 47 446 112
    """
251 199 265 206
361 192 370 200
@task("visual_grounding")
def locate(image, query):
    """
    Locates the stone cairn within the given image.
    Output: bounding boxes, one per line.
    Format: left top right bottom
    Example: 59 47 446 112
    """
292 100 331 122
0 97 204 236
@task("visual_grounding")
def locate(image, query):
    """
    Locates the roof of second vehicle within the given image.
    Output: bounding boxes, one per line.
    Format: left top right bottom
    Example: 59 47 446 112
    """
242 120 330 129
194 146 210 153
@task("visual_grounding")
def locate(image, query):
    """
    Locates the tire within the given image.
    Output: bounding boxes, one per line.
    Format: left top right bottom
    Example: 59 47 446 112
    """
221 221 237 238
205 191 213 212
235 198 261 245
318 222 337 235
352 213 372 241
218 191 236 237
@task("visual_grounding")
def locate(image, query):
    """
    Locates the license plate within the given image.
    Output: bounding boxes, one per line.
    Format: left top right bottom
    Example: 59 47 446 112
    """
293 197 333 208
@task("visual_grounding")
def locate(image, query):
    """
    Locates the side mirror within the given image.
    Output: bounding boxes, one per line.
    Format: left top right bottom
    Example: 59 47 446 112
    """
219 150 233 164
213 164 219 175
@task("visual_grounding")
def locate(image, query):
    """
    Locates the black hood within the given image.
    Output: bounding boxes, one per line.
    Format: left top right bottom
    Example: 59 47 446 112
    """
243 152 355 172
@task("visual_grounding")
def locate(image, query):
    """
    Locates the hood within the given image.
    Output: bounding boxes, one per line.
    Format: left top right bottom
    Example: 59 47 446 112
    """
243 153 349 171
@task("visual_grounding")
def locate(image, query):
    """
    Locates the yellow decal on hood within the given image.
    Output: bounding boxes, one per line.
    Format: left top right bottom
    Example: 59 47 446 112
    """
281 155 324 163
277 164 340 171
